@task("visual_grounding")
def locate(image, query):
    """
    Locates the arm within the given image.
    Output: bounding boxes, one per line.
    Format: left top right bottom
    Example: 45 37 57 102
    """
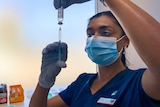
104 0 160 100
29 84 49 107
29 42 68 107
29 83 67 107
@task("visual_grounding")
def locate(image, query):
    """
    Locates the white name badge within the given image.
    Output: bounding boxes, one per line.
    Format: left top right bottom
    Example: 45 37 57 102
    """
97 97 116 106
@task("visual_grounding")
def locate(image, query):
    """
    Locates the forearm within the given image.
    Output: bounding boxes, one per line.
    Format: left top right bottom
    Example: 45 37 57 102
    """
105 0 160 72
29 83 50 107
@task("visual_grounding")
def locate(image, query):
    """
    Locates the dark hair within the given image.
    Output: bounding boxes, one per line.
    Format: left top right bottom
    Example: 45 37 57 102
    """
88 11 127 66
88 11 126 36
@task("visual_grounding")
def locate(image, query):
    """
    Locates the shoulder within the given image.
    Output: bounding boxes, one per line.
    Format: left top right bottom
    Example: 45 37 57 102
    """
59 73 96 105
127 68 146 72
125 68 146 76
76 73 96 80
61 72 96 90
125 68 160 101
116 68 147 86
71 73 96 85
114 68 159 106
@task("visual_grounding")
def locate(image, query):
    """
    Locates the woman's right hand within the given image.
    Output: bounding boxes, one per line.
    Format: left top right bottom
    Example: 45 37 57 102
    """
54 0 91 9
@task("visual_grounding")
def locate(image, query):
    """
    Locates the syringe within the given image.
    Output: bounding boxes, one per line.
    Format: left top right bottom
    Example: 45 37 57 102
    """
58 6 63 25
58 6 64 61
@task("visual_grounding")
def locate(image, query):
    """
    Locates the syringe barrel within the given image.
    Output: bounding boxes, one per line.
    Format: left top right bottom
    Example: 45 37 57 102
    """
58 6 63 25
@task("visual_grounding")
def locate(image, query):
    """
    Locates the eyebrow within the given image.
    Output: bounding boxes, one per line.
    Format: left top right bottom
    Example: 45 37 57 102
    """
99 25 114 31
87 25 114 32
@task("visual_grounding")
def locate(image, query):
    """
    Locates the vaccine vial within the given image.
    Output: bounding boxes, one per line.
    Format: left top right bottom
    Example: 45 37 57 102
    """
0 84 7 104
58 6 63 25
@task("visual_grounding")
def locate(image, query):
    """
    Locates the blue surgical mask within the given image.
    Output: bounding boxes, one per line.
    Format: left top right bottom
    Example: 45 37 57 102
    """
85 36 124 66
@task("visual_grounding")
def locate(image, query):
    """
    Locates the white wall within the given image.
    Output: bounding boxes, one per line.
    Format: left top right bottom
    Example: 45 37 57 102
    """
96 0 160 69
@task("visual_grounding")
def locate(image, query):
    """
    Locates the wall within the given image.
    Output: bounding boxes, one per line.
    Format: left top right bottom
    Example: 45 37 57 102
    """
96 0 160 69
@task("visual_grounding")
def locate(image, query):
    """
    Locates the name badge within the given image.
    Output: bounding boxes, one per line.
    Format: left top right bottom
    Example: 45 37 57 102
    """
97 97 116 106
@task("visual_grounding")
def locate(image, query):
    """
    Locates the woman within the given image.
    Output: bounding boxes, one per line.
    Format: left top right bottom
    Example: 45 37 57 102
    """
29 0 160 107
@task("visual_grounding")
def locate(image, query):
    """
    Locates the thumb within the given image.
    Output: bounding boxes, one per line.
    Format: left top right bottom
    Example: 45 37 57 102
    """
57 60 67 68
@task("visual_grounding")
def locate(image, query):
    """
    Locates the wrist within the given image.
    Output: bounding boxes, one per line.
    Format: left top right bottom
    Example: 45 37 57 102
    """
38 77 55 89
38 83 51 90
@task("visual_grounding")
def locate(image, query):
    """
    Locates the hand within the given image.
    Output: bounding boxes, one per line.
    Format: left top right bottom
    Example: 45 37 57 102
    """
39 42 68 88
54 0 91 9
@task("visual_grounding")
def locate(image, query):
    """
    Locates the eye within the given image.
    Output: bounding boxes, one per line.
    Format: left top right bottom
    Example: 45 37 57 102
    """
101 32 111 37
87 34 93 38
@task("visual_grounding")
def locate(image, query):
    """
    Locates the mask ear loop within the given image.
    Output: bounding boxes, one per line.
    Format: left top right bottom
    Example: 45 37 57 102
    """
116 36 126 43
116 36 126 54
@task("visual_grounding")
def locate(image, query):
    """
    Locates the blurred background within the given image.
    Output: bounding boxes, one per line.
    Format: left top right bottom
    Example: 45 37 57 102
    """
0 0 95 89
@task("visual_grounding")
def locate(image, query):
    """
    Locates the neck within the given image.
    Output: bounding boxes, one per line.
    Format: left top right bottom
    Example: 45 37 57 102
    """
96 59 126 82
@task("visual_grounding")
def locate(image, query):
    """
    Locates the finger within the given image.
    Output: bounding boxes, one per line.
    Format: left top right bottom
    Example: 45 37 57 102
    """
54 0 91 9
54 0 61 9
46 42 67 51
43 42 59 54
57 60 67 68
61 42 68 61
61 42 66 46
46 42 59 50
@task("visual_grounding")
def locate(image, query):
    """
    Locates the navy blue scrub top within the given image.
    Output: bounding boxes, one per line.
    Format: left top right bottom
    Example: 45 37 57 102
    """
59 68 160 107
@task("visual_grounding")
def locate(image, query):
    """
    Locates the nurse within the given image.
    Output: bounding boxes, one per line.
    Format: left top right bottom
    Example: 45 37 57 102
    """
29 0 160 107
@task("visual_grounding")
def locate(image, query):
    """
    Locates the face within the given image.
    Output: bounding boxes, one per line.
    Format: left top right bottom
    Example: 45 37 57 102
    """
86 15 129 51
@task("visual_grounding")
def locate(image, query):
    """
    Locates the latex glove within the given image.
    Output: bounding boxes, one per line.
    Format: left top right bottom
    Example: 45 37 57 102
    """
54 0 91 9
39 42 68 88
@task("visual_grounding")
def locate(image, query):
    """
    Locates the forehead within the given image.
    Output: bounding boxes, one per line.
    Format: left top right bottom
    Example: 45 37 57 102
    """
87 15 120 31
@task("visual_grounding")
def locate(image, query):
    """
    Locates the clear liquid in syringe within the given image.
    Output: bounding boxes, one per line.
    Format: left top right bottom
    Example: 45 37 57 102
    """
58 6 63 25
